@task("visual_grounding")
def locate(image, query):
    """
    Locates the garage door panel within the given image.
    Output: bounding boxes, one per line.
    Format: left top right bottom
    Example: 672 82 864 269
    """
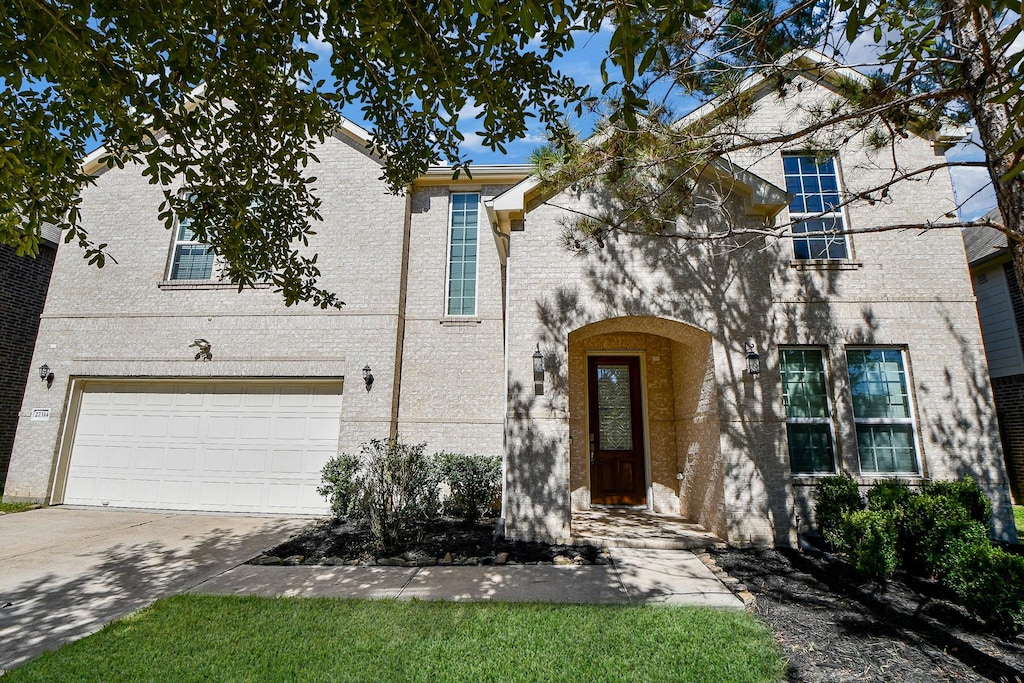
64 381 340 514
135 447 164 470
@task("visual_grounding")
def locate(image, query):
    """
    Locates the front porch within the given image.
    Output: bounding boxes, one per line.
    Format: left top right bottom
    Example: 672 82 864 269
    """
569 508 725 550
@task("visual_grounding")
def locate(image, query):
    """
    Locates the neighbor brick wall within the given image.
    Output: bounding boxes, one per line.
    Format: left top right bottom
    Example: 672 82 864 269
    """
993 374 1024 502
0 242 56 485
993 260 1024 502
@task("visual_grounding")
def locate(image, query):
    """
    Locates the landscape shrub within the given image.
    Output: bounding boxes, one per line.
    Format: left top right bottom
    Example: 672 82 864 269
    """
902 494 984 576
865 479 916 513
318 453 363 519
841 509 899 581
435 453 501 522
923 476 991 526
319 437 439 548
814 475 863 549
362 438 439 548
947 543 1024 634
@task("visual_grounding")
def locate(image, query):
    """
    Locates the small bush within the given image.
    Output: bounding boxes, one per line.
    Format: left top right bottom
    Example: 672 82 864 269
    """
318 437 439 549
841 509 899 581
948 543 1024 634
901 494 978 575
318 453 363 519
436 453 501 522
362 438 439 548
923 476 991 526
815 475 863 548
866 479 916 513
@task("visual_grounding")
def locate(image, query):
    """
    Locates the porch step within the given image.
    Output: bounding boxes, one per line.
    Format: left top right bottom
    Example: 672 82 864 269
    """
570 509 726 551
570 533 726 550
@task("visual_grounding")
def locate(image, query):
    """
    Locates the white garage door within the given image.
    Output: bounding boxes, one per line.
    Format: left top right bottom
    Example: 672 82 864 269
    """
62 381 342 514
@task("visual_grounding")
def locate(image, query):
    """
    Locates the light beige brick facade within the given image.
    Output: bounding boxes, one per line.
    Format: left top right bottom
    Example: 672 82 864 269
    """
4 55 1015 547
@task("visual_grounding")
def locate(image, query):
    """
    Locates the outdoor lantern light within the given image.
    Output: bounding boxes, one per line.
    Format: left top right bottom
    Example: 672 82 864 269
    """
363 365 374 391
744 341 761 376
532 344 545 396
39 363 53 383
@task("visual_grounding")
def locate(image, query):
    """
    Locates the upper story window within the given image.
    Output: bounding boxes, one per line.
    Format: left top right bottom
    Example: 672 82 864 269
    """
780 348 836 474
846 348 919 474
446 192 479 316
782 154 849 260
168 217 216 281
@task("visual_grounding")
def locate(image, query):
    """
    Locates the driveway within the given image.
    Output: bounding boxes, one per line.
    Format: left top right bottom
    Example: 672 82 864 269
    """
0 507 307 672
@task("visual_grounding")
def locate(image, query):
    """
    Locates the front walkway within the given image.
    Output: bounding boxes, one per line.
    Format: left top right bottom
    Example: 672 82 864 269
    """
192 547 743 608
570 508 724 549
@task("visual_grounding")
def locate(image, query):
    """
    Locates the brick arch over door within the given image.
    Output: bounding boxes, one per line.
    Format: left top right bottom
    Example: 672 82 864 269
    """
567 316 726 538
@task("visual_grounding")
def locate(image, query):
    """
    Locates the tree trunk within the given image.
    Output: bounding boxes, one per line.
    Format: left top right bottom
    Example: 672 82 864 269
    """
945 0 1024 293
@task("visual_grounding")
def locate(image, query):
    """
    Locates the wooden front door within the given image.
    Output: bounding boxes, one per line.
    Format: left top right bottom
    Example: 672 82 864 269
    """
588 356 646 505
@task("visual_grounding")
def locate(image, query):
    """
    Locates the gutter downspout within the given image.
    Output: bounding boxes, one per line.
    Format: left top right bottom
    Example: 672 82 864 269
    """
486 202 511 539
390 190 414 438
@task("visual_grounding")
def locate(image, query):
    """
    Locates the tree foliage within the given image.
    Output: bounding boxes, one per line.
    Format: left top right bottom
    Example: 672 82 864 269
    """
538 0 1024 290
4 0 1023 305
0 0 708 306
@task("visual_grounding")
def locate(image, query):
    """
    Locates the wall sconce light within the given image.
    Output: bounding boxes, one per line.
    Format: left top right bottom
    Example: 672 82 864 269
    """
744 341 761 376
532 344 545 395
39 363 54 384
363 365 374 392
190 339 212 361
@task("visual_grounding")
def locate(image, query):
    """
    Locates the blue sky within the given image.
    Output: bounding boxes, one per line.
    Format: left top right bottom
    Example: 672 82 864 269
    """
304 26 996 222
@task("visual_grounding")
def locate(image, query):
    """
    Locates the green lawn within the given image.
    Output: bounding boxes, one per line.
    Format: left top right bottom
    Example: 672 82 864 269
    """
6 596 784 683
1015 506 1024 536
0 501 37 514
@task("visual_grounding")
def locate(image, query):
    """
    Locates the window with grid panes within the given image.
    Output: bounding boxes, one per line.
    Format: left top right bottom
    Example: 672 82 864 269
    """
846 348 919 474
780 348 836 473
169 217 215 280
783 154 849 260
446 192 479 316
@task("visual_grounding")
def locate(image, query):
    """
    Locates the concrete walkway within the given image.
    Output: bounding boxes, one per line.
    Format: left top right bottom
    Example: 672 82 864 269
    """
192 547 743 608
0 507 307 673
1 508 741 674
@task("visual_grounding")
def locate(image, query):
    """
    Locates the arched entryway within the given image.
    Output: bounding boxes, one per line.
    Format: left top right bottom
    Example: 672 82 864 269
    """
567 316 726 538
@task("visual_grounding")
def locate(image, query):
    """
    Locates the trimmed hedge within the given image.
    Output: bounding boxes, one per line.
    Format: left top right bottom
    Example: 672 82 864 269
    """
814 475 1024 634
435 453 501 522
814 474 863 549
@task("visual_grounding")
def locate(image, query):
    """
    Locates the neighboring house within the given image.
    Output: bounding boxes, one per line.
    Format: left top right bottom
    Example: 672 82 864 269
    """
964 209 1024 503
0 225 59 488
3 51 1017 546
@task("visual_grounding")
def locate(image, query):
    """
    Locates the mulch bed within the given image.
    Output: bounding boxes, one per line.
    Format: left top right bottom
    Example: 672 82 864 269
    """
711 544 1024 682
257 515 603 567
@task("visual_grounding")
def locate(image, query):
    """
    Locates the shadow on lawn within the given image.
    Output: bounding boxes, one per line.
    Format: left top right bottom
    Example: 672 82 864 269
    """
0 509 302 673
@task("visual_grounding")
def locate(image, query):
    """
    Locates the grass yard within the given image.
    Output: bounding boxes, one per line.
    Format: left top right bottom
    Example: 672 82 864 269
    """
1015 505 1024 536
0 501 37 514
6 595 784 683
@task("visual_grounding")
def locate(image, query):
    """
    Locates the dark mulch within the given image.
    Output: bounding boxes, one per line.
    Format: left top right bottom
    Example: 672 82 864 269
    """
260 516 602 566
712 544 1024 683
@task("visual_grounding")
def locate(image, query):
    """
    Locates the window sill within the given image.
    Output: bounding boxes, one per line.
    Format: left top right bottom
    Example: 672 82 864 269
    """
792 473 923 486
789 259 863 271
158 281 271 291
439 317 482 327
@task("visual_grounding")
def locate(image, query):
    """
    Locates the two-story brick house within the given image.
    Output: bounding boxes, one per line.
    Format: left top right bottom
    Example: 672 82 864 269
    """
4 50 1016 546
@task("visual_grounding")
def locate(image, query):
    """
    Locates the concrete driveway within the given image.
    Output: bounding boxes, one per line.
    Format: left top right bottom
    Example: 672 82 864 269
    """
0 507 307 673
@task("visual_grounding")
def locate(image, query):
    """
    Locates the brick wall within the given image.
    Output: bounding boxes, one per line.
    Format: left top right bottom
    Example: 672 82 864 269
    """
0 243 56 486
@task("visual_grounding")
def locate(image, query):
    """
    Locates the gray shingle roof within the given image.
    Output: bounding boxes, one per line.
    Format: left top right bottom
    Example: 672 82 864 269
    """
963 207 1007 265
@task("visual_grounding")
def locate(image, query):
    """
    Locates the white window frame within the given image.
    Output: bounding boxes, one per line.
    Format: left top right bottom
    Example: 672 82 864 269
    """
779 347 838 475
783 153 850 260
846 347 922 476
444 192 481 317
166 214 219 282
